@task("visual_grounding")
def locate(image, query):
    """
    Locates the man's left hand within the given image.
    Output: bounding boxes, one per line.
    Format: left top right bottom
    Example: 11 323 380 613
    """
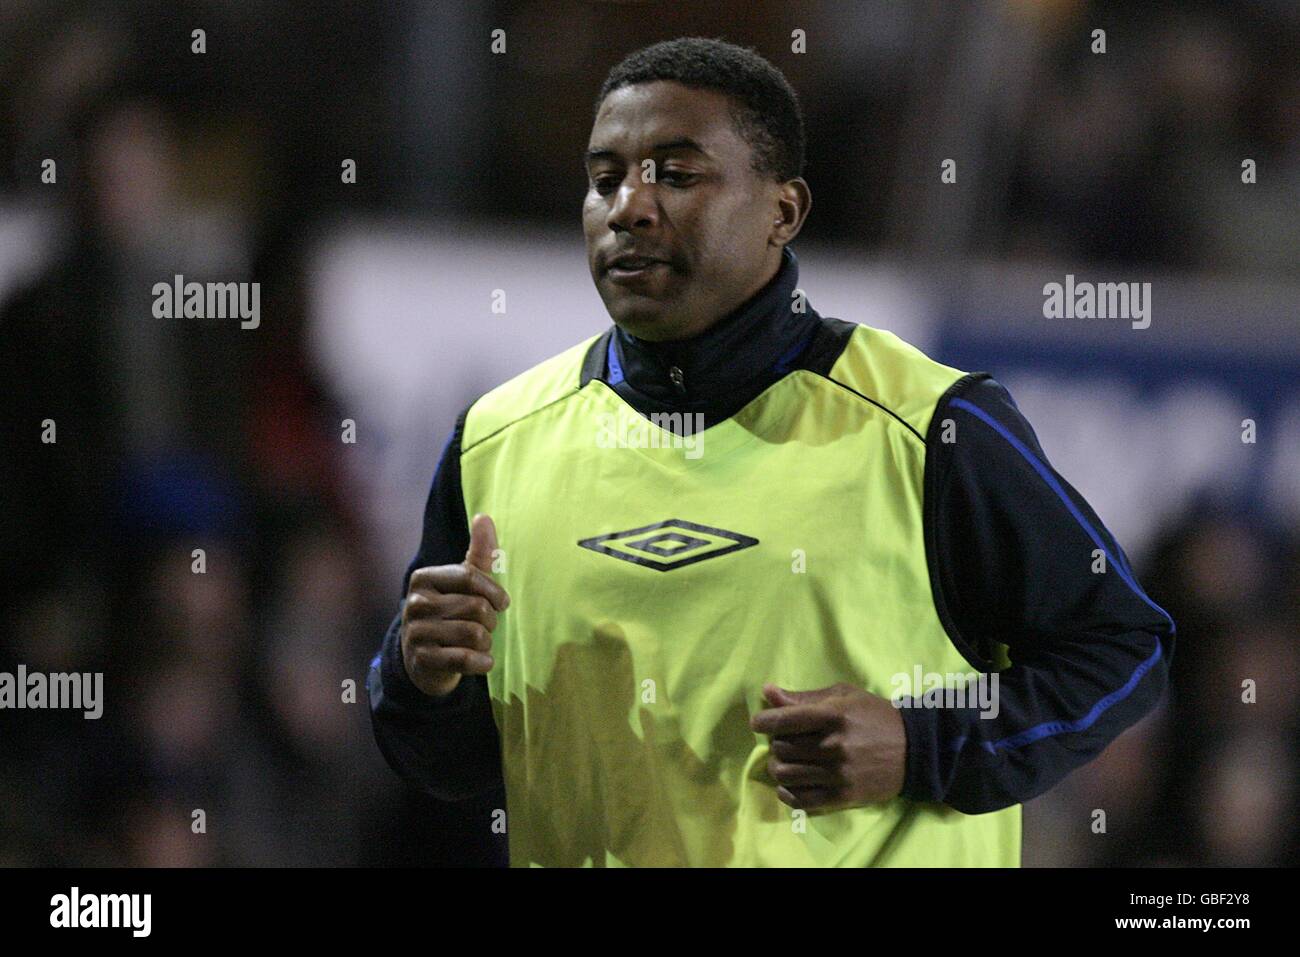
749 682 907 811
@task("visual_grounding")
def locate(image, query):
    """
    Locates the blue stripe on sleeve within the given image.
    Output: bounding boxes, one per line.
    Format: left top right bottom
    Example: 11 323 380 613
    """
948 396 1174 631
945 395 1175 756
957 642 1164 754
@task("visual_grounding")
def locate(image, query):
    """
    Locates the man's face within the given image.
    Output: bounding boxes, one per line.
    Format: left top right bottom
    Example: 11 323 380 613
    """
583 81 785 341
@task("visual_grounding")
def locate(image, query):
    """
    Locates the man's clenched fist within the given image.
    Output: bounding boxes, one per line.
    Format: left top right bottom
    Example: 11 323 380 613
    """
401 513 511 698
749 682 907 811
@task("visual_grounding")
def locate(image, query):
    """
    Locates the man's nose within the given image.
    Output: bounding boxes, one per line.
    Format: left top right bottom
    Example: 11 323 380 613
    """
607 177 658 232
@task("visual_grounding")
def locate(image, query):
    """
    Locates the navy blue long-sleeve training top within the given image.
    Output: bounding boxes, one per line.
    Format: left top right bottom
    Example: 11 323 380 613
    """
367 245 1174 827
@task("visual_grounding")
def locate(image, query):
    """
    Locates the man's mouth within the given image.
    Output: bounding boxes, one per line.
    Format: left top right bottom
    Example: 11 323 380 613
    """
606 256 670 284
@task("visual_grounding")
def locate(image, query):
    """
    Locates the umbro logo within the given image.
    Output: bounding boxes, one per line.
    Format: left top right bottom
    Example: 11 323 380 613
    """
577 519 758 572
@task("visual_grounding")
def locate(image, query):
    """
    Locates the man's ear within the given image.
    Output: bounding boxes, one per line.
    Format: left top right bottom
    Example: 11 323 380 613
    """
772 177 811 245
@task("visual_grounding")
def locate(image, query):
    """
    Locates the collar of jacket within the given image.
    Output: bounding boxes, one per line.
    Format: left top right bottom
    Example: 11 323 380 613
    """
608 245 817 407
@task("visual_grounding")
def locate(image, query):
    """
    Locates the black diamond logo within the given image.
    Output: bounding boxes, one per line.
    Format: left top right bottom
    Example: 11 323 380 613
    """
578 519 758 572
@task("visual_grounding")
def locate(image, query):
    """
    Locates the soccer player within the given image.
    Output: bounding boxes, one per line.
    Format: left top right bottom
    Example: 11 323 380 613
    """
367 37 1174 867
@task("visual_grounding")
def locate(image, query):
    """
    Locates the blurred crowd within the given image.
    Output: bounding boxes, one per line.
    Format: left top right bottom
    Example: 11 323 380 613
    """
0 81 419 864
999 2 1300 274
0 0 1296 866
1025 505 1300 866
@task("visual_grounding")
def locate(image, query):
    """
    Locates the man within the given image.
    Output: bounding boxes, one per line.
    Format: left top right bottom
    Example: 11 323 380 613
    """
367 37 1174 867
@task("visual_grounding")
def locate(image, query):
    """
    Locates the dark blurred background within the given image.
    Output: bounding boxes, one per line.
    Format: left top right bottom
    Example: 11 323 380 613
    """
0 0 1296 866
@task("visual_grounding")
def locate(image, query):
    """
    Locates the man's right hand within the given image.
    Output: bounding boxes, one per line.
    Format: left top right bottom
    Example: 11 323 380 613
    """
400 513 510 698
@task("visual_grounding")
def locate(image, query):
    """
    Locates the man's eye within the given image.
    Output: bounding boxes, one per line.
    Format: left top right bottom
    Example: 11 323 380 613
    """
591 171 693 193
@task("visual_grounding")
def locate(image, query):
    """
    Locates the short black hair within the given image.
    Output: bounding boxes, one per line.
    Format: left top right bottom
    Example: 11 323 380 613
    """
595 37 805 183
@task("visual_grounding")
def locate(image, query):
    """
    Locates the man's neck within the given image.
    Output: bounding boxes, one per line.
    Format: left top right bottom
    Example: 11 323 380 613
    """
608 245 817 410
